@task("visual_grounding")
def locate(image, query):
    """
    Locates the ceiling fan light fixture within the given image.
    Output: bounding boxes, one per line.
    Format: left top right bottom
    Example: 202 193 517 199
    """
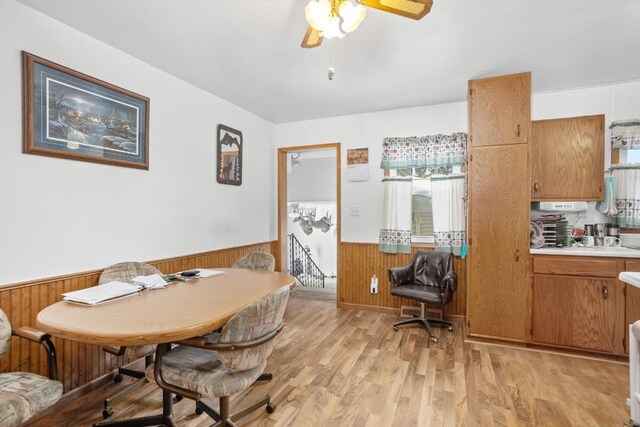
339 1 367 33
305 0 332 32
320 16 346 39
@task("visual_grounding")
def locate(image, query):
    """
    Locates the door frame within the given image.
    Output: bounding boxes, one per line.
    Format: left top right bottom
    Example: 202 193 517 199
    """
277 143 341 302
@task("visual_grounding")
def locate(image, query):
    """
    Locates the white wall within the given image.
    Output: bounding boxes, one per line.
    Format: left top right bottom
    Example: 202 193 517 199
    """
274 80 640 244
0 0 276 284
287 157 336 203
275 101 468 243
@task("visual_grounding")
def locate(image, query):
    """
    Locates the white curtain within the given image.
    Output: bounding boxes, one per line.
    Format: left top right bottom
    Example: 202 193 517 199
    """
379 177 412 254
613 166 640 228
431 175 466 255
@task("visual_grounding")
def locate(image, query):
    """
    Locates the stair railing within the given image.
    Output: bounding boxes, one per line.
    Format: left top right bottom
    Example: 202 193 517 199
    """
288 234 325 288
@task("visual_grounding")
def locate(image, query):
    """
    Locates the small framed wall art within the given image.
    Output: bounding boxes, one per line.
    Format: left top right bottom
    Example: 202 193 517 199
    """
217 124 243 185
22 51 150 169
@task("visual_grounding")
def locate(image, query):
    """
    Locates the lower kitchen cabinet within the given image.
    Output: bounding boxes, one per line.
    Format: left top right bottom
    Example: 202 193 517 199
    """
532 275 618 353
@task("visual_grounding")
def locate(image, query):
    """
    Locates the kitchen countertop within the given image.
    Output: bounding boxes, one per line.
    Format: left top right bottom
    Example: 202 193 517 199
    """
530 246 640 258
620 272 640 288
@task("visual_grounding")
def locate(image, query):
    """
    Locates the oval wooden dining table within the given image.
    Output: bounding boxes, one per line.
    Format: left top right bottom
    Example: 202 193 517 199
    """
37 268 296 427
37 268 296 347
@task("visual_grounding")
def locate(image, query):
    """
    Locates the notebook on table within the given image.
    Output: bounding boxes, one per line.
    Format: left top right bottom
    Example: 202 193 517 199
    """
62 281 142 306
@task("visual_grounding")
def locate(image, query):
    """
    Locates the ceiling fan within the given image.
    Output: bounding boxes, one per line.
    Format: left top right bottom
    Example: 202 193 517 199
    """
301 0 433 48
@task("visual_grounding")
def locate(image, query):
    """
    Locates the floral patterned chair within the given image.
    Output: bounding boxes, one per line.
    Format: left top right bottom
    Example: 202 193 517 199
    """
232 252 276 271
0 308 62 427
98 261 164 419
145 285 290 425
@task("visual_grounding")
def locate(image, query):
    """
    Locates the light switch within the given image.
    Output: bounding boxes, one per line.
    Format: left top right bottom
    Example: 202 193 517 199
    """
350 207 360 216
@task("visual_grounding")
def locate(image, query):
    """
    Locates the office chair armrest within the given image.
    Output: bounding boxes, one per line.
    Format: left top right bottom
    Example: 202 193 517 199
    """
12 326 49 343
176 323 284 352
441 271 457 293
12 327 59 381
388 264 413 287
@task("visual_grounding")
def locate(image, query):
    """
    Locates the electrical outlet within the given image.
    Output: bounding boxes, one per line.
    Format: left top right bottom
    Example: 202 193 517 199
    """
350 207 360 216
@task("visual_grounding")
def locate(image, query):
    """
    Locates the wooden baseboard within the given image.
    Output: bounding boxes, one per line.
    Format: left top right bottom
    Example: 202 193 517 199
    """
465 337 628 364
338 301 401 314
337 301 466 321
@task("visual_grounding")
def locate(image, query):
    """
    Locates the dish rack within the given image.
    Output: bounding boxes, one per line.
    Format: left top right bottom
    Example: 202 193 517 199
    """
540 220 571 247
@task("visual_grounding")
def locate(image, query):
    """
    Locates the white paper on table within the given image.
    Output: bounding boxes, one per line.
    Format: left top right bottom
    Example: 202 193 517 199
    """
62 281 142 305
197 269 225 278
132 274 167 289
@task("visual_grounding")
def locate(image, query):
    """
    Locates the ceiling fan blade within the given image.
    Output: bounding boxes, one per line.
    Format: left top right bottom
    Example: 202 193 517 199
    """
361 0 433 20
301 26 323 49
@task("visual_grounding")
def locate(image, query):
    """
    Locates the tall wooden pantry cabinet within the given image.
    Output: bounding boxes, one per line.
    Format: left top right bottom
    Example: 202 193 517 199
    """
467 72 531 341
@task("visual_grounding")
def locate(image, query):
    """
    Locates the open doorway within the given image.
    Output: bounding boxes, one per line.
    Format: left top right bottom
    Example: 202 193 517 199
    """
277 144 340 300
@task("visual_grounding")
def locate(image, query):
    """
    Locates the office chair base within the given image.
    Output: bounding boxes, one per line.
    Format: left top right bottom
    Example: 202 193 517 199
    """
195 394 274 426
94 391 178 427
102 355 155 419
257 373 273 381
393 316 453 344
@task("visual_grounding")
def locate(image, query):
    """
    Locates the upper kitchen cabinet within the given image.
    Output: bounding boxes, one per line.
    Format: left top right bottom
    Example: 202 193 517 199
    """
531 115 604 201
468 72 531 147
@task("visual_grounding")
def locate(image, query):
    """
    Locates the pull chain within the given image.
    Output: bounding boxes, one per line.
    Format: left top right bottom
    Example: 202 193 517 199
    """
328 38 336 80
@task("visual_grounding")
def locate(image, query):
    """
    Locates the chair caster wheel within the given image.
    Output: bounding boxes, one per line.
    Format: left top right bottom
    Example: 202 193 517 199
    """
266 403 276 414
103 408 114 419
448 326 454 332
195 404 204 415
113 374 124 383
431 337 438 344
393 326 399 331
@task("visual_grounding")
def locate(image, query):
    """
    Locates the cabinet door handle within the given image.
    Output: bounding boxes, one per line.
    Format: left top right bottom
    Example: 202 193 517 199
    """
517 124 521 137
533 181 540 192
602 285 609 299
515 249 520 262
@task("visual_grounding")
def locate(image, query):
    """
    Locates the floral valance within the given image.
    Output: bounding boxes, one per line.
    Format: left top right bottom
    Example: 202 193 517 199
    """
380 132 467 170
611 120 640 149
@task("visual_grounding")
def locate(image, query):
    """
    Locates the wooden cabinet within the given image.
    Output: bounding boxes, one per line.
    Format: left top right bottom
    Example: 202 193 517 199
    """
531 115 604 201
531 255 626 355
467 72 531 342
468 72 531 147
532 275 617 353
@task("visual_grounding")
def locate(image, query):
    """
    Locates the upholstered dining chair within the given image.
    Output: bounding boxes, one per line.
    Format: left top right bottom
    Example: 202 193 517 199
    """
0 308 62 427
232 252 276 271
146 285 290 426
98 261 164 419
389 251 457 343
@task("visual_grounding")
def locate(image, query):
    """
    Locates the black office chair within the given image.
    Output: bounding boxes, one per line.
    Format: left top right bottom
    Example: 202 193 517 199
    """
389 251 457 343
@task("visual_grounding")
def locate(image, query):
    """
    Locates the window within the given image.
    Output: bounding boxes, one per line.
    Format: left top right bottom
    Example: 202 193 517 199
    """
627 149 640 163
389 168 434 242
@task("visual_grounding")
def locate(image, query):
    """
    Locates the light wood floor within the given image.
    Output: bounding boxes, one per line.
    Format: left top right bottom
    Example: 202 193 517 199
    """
29 290 630 426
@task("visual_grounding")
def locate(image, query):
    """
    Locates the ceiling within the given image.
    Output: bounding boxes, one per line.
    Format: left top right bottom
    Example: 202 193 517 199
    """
18 0 640 124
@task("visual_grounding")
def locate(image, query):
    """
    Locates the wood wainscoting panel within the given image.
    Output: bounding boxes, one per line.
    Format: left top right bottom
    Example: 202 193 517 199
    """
0 241 275 393
338 242 466 316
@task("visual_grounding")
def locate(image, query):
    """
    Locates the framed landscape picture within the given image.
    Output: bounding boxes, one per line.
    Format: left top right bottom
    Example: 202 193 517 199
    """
217 124 242 185
22 51 150 169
